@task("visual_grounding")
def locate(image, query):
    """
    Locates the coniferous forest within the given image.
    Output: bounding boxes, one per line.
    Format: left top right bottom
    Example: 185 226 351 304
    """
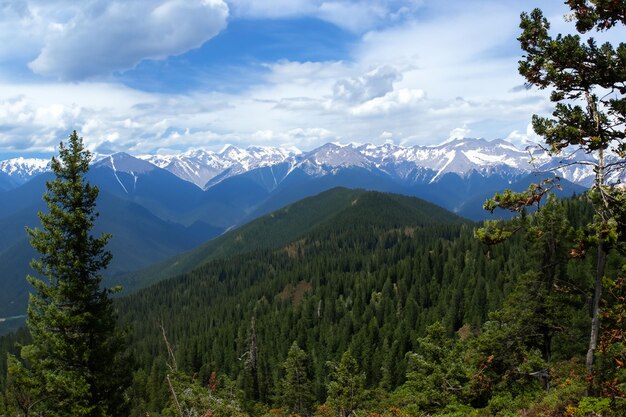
0 1 625 417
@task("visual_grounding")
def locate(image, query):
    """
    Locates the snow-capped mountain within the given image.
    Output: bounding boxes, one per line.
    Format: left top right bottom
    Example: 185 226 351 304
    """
181 137 537 190
0 157 50 185
1 138 623 192
295 143 375 176
532 149 625 188
355 138 530 184
140 145 301 188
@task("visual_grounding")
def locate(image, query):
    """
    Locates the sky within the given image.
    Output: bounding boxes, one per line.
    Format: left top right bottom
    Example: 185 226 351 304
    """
0 0 622 159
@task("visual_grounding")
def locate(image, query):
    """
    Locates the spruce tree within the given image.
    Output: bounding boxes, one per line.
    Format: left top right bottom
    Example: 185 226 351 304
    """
326 350 366 417
9 131 129 417
280 342 314 417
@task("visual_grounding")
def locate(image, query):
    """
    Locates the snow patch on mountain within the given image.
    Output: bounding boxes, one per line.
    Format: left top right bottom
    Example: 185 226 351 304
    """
96 152 156 175
2 138 624 192
0 157 50 184
140 145 302 188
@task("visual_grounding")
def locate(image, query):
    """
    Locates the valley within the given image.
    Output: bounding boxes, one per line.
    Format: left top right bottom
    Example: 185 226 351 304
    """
0 139 590 322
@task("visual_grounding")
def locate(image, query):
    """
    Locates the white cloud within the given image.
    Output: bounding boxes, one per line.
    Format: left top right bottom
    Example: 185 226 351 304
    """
379 131 393 141
505 123 543 147
349 88 425 116
13 0 229 80
0 1 44 63
250 127 336 149
448 126 471 142
226 0 316 19
0 0 582 156
317 2 387 33
333 65 401 103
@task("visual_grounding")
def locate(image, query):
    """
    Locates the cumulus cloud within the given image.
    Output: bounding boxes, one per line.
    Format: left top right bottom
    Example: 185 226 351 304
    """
447 126 472 142
0 0 574 156
333 65 401 103
25 0 229 80
317 2 388 33
250 127 335 149
0 1 43 64
349 88 424 116
505 123 543 147
0 96 83 152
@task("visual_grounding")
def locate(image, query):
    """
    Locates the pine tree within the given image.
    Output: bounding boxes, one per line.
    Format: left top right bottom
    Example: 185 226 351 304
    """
326 350 366 417
396 322 455 412
280 342 314 417
8 131 129 417
492 2 626 380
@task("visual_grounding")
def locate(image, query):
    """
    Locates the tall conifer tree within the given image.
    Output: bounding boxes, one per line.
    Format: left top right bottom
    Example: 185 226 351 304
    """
9 131 129 417
280 342 314 417
326 350 366 417
518 3 625 378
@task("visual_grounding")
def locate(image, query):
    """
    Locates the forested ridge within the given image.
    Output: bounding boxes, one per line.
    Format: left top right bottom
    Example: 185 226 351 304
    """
4 187 614 416
119 187 466 292
109 192 623 415
121 191 520 405
0 188 624 416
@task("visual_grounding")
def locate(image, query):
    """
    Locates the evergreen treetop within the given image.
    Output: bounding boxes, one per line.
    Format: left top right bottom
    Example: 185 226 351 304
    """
8 131 129 417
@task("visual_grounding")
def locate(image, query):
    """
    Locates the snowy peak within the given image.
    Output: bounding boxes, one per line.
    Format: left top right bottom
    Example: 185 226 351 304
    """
305 143 371 168
1 138 623 192
96 152 157 175
428 138 528 168
355 138 531 181
355 142 402 163
0 157 50 184
219 144 300 170
140 150 228 188
139 145 301 188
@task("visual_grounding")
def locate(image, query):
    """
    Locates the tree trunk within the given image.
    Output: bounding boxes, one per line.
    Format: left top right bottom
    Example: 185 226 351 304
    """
586 241 607 382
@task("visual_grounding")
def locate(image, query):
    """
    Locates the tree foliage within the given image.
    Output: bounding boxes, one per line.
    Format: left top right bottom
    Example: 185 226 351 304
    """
279 342 314 417
326 350 367 417
394 322 469 414
488 1 626 381
7 131 130 417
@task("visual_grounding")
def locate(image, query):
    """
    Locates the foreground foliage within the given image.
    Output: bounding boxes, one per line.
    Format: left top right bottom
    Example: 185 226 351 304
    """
4 132 130 417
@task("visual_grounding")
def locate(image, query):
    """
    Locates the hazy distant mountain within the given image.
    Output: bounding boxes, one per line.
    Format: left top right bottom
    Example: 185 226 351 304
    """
0 138 597 226
1 139 621 194
0 171 18 192
0 188 224 319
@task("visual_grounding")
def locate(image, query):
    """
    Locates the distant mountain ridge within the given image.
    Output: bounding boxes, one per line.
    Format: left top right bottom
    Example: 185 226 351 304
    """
2 138 622 191
136 138 625 189
119 187 468 298
0 157 50 188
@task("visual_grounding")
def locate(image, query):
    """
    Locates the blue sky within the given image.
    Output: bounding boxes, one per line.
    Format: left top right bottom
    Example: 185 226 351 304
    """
0 0 620 159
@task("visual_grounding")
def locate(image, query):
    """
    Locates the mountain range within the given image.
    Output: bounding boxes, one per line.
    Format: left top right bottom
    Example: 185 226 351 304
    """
0 137 610 323
2 138 621 192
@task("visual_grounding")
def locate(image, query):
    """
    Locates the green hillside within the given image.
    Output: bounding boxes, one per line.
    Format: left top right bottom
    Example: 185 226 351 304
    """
1 190 620 417
119 187 467 292
115 188 553 413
